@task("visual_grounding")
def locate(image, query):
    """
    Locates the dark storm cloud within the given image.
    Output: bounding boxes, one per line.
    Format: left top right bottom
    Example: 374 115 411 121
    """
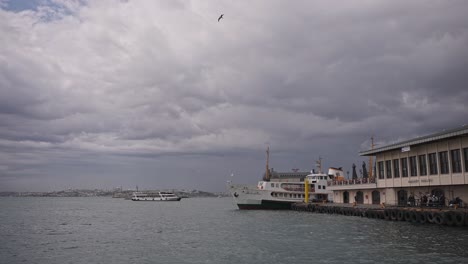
0 0 467 191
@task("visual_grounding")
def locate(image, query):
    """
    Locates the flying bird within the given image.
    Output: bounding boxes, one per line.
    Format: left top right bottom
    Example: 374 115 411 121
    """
218 14 224 22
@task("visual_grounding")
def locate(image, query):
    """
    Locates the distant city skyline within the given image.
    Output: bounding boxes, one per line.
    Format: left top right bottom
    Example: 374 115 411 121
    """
1 0 467 192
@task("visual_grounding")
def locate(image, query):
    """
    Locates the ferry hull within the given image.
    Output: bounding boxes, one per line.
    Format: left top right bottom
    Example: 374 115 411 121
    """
227 183 303 210
131 192 182 201
237 200 294 210
131 197 182 201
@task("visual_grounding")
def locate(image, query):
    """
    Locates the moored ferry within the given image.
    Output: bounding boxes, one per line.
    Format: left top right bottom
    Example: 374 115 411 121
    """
131 192 181 201
227 148 344 210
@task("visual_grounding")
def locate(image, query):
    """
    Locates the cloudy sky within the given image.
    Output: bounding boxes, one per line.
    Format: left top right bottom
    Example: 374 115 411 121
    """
1 0 467 192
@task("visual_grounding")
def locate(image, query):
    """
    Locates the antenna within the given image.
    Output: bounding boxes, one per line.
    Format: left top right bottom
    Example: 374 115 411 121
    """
227 173 234 184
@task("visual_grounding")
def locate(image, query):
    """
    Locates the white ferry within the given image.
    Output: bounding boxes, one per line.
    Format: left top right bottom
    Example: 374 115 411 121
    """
227 148 343 210
131 192 181 201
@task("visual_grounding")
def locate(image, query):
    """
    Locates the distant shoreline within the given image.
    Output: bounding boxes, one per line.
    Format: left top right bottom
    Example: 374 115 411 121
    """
0 189 229 198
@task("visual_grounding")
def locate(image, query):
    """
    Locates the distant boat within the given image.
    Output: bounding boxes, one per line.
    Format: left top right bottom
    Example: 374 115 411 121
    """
131 192 181 201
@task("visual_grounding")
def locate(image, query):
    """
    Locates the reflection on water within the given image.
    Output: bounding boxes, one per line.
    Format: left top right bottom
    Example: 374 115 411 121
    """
1 197 467 264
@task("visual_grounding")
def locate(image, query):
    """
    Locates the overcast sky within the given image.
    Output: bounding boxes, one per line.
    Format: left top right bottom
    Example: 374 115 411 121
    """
1 0 467 192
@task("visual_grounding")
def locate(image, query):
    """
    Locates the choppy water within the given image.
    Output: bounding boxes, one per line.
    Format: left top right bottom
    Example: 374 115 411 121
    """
1 197 468 264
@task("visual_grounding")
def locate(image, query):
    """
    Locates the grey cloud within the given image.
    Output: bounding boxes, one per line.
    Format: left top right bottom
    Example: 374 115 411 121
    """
0 0 467 191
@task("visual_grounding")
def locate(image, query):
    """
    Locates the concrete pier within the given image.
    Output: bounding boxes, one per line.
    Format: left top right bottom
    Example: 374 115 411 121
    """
291 203 468 227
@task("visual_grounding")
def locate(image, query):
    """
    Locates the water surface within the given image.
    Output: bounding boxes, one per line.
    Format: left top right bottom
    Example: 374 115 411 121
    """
1 197 467 263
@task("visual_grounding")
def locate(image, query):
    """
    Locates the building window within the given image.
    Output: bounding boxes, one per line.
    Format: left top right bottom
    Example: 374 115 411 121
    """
418 154 427 176
393 159 400 178
378 161 384 179
429 153 438 175
464 148 468 172
439 151 449 174
401 157 408 177
385 160 392 178
451 149 462 173
409 156 417 176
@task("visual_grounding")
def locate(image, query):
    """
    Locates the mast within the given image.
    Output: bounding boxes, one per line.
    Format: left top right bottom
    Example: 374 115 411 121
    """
265 146 270 181
369 136 375 180
316 156 322 174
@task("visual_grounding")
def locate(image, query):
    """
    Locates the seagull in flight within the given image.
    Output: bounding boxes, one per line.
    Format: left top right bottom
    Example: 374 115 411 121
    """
218 14 224 22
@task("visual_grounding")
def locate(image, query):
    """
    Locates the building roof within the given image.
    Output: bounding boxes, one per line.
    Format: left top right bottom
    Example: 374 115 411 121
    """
360 125 468 156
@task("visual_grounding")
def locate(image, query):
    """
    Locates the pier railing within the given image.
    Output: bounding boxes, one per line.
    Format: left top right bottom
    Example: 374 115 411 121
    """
327 178 376 186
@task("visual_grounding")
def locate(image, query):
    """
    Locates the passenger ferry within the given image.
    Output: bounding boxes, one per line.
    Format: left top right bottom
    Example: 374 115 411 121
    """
131 192 181 201
227 148 343 210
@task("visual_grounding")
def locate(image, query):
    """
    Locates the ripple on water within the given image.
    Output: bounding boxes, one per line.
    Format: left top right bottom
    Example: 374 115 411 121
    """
1 197 468 264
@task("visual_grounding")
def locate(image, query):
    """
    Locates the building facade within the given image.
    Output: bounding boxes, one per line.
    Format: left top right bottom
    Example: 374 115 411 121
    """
329 126 468 206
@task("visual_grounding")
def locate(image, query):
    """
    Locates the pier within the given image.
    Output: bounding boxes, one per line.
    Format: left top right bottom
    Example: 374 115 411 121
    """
291 203 468 227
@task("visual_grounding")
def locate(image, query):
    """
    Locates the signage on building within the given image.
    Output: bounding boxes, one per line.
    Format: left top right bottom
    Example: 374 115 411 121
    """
401 146 411 152
421 179 433 183
408 179 433 184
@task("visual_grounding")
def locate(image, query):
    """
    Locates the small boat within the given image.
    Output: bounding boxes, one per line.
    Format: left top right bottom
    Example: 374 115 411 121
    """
131 192 181 201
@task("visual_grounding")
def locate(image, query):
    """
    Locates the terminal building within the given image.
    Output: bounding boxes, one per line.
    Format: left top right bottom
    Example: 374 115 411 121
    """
328 125 468 206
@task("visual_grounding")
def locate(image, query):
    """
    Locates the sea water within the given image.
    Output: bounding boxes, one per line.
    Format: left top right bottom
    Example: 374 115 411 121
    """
1 197 467 264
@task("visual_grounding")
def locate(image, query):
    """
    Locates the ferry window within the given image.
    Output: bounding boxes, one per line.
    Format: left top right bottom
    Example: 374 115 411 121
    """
276 183 279 188
393 159 400 178
451 149 462 173
401 158 408 177
428 153 438 175
409 156 417 176
385 160 392 178
464 148 468 172
419 155 427 176
271 183 274 187
439 151 449 174
378 161 384 179
318 185 321 189
323 186 326 190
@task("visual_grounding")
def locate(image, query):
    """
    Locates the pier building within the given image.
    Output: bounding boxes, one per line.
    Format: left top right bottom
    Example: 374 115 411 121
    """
328 125 468 206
